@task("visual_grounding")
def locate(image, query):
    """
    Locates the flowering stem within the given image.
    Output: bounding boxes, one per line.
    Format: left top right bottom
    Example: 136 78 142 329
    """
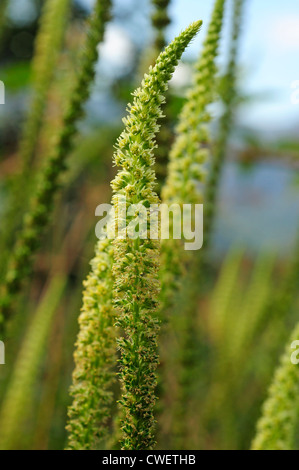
112 21 202 450
0 0 112 329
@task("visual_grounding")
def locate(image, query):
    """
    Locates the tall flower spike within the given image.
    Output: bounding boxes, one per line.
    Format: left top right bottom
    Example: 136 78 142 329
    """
0 0 112 328
150 0 172 191
20 0 71 170
158 0 228 449
162 0 227 207
112 21 202 450
0 0 71 276
159 0 227 314
151 0 171 52
251 321 299 450
66 238 115 450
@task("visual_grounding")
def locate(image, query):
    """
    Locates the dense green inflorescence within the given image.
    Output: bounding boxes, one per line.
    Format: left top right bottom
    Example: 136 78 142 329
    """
251 322 299 450
159 0 227 313
162 0 227 207
66 239 116 450
0 0 112 328
20 0 71 170
158 0 241 449
111 21 202 450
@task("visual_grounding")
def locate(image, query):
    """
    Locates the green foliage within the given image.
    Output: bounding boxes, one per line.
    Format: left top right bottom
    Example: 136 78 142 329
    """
112 21 202 450
0 275 67 450
0 61 31 91
201 250 279 449
0 0 112 327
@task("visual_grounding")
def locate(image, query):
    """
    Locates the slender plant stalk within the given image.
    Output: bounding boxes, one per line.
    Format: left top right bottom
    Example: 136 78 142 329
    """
66 238 116 450
204 0 245 251
112 21 202 450
0 275 67 450
0 0 112 328
151 0 172 191
151 0 171 52
139 0 171 74
251 321 299 450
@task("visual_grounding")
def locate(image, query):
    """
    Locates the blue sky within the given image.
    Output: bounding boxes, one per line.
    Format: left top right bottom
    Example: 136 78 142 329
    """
80 0 299 136
169 0 299 135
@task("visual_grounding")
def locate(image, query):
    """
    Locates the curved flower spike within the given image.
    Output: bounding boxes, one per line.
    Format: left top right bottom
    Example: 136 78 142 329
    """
112 21 202 450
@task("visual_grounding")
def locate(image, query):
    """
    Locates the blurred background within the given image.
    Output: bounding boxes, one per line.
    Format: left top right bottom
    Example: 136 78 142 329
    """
0 0 298 450
1 0 299 256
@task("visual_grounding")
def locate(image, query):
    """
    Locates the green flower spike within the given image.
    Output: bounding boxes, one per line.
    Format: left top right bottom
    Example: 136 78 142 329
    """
204 0 245 250
160 0 227 313
20 0 71 170
112 21 202 450
0 0 112 328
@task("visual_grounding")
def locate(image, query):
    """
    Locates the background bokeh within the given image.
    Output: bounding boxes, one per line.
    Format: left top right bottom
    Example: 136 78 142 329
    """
0 0 298 450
